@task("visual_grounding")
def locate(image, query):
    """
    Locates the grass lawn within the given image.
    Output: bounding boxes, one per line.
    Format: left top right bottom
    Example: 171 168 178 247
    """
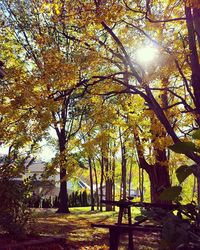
31 207 160 249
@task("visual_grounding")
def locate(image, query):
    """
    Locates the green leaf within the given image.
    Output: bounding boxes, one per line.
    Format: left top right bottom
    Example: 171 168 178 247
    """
159 186 182 201
192 129 200 140
176 165 193 184
169 142 196 154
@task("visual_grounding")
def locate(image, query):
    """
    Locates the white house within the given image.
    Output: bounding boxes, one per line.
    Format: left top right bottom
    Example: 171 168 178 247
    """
23 160 90 199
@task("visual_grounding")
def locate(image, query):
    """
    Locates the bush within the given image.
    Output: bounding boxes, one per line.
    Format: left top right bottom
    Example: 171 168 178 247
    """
139 203 200 249
68 190 89 207
42 197 52 208
53 196 59 208
0 177 33 238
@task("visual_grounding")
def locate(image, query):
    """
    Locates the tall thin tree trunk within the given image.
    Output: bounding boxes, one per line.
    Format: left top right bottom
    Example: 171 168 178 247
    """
93 161 99 210
89 157 94 211
112 152 116 211
100 155 104 211
120 177 123 199
128 156 133 198
139 166 144 203
119 128 127 200
105 155 112 211
122 145 127 200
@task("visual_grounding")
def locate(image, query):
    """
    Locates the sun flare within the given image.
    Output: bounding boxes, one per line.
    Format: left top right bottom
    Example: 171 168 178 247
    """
136 46 158 65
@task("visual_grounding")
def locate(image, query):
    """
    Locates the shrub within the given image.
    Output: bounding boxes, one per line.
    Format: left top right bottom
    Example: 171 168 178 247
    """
0 177 33 238
156 134 200 249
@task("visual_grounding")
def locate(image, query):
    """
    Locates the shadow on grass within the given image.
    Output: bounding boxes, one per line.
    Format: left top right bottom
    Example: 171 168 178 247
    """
32 208 160 250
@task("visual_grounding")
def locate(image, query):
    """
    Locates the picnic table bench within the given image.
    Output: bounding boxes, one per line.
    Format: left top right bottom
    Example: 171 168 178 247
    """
91 223 162 250
92 200 180 250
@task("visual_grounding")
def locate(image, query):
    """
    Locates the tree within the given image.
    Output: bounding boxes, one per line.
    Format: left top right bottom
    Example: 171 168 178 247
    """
79 95 119 210
2 0 200 205
0 0 89 213
45 0 200 202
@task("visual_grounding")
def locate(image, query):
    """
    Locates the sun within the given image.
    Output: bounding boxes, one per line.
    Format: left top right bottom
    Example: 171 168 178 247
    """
136 46 158 65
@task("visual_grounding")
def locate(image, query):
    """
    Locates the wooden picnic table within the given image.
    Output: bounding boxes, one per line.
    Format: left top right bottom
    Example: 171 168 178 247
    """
101 199 179 225
92 200 181 250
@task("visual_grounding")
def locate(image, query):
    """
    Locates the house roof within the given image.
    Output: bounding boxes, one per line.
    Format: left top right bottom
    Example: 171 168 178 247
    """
0 155 90 193
26 161 46 173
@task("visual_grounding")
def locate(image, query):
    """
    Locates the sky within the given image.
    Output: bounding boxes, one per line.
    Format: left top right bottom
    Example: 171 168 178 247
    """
0 128 57 162
38 139 57 162
0 142 56 162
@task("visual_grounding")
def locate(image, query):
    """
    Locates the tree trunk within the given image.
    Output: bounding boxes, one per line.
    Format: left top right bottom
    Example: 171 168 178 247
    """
134 126 171 204
146 82 171 203
197 176 200 205
105 156 112 211
100 155 104 211
105 178 113 210
121 145 127 200
139 166 144 202
128 156 133 198
112 152 116 211
119 128 127 200
193 8 200 50
56 133 70 213
57 168 70 213
185 5 200 121
147 164 171 204
88 157 94 211
93 162 99 210
120 177 123 199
